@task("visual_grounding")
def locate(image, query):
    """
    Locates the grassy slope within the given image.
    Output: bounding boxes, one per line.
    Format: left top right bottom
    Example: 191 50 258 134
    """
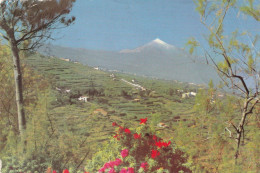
25 53 198 156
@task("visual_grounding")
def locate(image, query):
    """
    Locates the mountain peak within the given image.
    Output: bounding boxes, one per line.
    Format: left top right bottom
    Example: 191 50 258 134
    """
120 38 175 53
152 38 167 45
148 38 175 49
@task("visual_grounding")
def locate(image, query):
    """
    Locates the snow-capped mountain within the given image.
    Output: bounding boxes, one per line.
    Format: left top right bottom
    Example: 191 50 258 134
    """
145 38 175 49
39 39 219 84
120 38 176 53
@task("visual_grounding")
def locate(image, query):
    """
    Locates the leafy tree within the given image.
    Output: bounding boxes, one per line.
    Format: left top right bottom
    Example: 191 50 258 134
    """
188 0 260 160
0 0 76 142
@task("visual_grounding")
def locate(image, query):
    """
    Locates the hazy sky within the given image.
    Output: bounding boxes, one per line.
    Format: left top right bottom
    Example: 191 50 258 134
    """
52 0 260 51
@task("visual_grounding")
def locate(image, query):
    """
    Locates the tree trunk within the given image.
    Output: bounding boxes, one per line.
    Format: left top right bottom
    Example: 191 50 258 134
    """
235 100 249 160
235 116 244 160
10 38 26 140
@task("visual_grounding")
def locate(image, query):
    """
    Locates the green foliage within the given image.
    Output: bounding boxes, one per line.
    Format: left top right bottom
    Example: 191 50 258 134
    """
85 139 121 172
1 88 53 172
0 43 17 152
195 0 206 16
175 83 259 172
186 37 200 55
2 152 49 173
247 54 254 72
240 0 260 21
194 81 216 116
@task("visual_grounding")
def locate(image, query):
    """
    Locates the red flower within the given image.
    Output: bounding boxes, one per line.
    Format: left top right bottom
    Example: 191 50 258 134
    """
63 169 69 173
140 117 148 124
124 128 131 134
121 149 129 158
109 168 116 173
127 167 135 173
104 162 113 169
140 162 148 171
120 168 127 173
151 150 160 159
114 158 122 166
53 171 57 173
133 133 141 139
155 140 171 148
99 167 105 173
112 122 118 126
155 141 163 148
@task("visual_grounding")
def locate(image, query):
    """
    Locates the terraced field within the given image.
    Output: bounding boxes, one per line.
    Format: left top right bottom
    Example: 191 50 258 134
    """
25 53 198 156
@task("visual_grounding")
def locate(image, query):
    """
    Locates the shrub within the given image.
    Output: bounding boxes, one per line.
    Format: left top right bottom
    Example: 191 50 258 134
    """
2 152 49 173
86 118 192 173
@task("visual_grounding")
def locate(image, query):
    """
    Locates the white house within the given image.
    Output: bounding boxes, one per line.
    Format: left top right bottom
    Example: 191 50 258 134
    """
65 89 71 93
182 92 197 98
78 96 89 102
182 93 190 98
190 92 197 96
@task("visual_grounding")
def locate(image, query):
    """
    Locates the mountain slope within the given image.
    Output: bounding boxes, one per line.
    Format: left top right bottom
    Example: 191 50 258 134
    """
38 39 219 84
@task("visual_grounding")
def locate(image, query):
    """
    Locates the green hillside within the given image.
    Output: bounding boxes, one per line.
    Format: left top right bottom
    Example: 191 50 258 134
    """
25 53 198 154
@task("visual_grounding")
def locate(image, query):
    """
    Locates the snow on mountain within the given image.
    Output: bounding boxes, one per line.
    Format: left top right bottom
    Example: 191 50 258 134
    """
120 38 176 53
147 38 175 49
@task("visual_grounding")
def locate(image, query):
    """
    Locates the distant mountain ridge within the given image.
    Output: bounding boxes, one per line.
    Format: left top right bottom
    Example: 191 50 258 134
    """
38 39 219 84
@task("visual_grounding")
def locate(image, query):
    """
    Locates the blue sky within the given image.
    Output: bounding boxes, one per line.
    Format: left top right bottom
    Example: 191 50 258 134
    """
52 0 260 51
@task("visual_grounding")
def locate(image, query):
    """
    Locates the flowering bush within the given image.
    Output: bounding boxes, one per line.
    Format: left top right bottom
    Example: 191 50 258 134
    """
3 118 191 173
93 118 191 173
